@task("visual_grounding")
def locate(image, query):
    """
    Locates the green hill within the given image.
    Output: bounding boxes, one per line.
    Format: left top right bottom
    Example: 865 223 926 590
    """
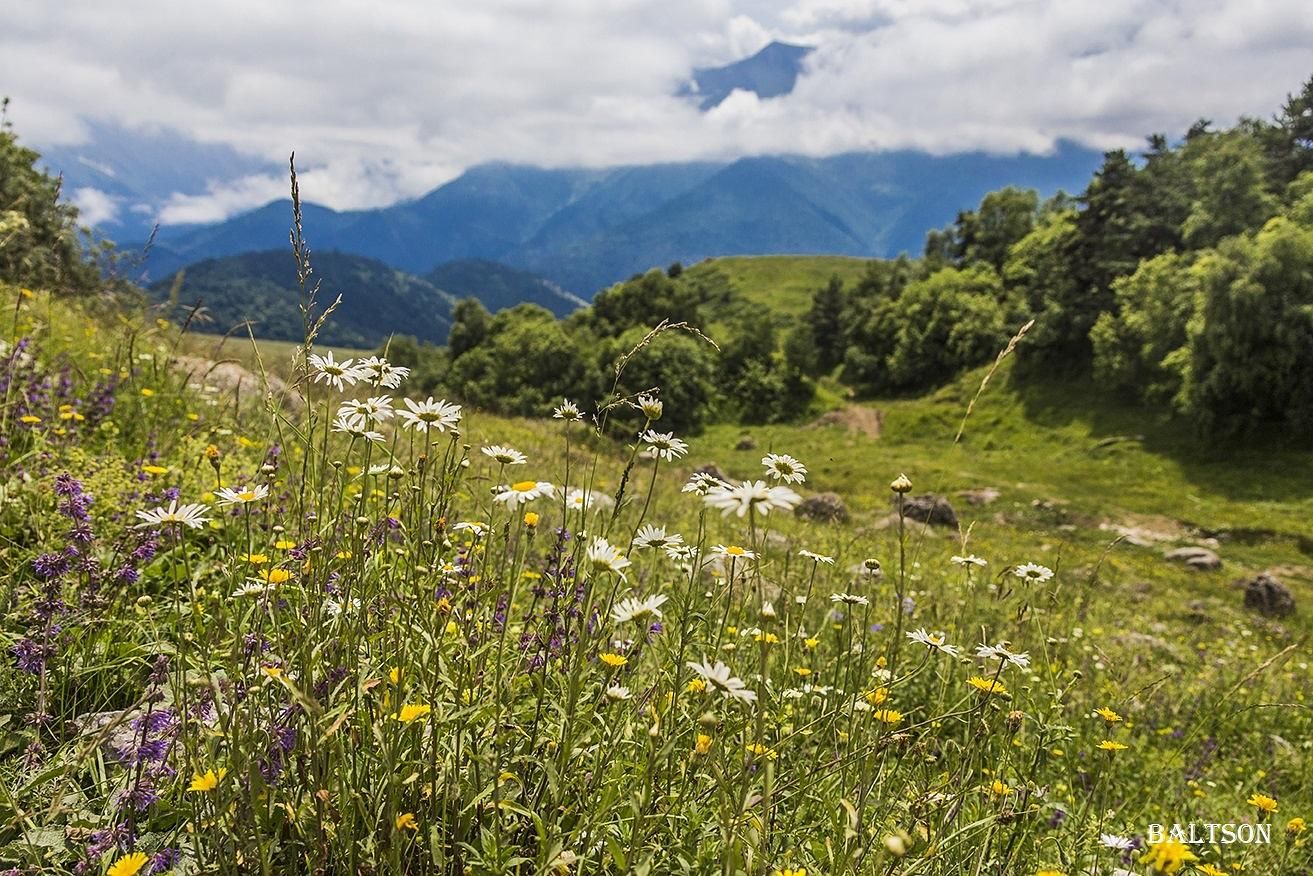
684 254 875 317
149 250 458 348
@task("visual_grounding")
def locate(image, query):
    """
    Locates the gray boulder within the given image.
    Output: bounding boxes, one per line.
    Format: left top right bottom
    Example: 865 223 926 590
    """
896 494 959 528
796 492 849 523
1164 546 1221 571
1242 572 1295 617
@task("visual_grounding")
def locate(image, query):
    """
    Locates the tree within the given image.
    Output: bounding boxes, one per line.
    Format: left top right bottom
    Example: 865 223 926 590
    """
803 275 846 374
0 106 100 295
882 265 1010 390
447 297 490 359
1181 216 1313 438
1181 132 1278 248
1089 252 1198 405
959 187 1040 272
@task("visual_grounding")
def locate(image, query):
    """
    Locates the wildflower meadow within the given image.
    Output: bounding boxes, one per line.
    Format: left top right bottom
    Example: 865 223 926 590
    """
1 261 1310 876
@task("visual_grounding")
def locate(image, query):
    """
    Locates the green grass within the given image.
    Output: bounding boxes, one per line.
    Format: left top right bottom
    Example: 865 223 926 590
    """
687 254 875 317
4 288 1311 875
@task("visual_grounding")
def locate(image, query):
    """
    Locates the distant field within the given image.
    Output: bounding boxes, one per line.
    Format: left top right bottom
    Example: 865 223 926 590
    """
688 254 875 316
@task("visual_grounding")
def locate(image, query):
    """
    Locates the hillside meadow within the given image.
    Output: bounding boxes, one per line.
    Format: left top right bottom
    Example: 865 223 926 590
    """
1 283 1310 876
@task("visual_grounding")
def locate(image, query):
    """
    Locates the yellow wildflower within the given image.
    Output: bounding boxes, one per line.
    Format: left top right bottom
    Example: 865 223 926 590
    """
261 568 293 585
599 652 628 668
1287 816 1307 834
873 709 903 724
523 511 540 527
1094 706 1123 722
1097 740 1129 752
108 852 150 876
188 767 227 792
19 415 41 424
967 676 1008 696
395 812 419 831
694 733 713 755
1140 837 1198 874
1249 792 1278 814
142 465 169 475
394 703 431 723
242 553 269 566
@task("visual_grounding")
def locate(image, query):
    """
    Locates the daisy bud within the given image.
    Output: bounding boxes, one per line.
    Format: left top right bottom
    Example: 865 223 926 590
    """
890 473 912 493
698 711 720 729
759 601 777 620
260 463 276 474
883 833 908 857
355 516 370 527
1006 710 1024 733
637 394 663 421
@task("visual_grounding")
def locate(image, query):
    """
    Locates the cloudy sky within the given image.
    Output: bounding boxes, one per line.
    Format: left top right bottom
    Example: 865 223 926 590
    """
4 0 1311 225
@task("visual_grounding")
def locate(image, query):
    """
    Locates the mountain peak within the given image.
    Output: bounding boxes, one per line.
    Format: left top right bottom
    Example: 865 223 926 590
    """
679 41 815 111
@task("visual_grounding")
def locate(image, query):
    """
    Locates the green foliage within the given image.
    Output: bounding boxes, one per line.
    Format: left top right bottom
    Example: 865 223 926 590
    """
0 114 101 295
1181 214 1313 436
1090 251 1198 405
445 303 589 416
1181 131 1279 248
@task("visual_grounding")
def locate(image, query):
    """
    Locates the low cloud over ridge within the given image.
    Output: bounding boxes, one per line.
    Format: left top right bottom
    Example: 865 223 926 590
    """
3 0 1310 224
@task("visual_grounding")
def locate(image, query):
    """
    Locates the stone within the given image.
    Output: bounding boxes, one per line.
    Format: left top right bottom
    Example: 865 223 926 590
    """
896 494 958 528
734 434 757 451
795 492 848 523
958 487 1001 505
1164 546 1221 571
1241 572 1295 617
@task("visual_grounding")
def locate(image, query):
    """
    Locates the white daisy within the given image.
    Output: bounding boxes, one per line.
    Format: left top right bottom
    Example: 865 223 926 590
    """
482 445 527 466
685 658 757 705
1013 562 1054 583
799 549 835 565
495 480 554 507
398 397 462 433
635 394 663 420
975 642 1031 669
135 500 211 530
681 471 728 495
665 543 701 564
451 521 487 537
639 430 689 461
565 487 615 512
331 413 384 443
308 351 365 391
829 592 870 607
711 544 757 561
633 525 683 551
762 453 807 484
611 594 668 624
704 479 801 518
951 554 988 568
336 395 395 424
231 582 269 598
605 685 632 702
552 398 584 421
906 628 961 657
356 355 409 389
1100 834 1134 850
587 537 631 579
215 484 270 506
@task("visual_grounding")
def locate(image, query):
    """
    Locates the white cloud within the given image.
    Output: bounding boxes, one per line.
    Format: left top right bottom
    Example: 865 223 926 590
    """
2 0 1309 223
70 187 119 226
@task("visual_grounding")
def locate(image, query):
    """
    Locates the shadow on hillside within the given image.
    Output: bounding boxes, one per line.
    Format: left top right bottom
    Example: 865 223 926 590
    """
1011 377 1313 507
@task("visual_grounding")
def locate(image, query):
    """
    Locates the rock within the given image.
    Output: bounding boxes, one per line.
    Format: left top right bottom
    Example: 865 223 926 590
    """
958 487 1001 506
734 434 757 451
896 494 958 528
795 492 848 523
1241 572 1295 617
1164 546 1221 571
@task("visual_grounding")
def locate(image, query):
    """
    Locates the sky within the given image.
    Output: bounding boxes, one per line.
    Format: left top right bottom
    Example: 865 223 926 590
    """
4 0 1312 226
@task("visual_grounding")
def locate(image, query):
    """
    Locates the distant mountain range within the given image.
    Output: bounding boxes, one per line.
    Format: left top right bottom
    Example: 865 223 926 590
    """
127 145 1100 297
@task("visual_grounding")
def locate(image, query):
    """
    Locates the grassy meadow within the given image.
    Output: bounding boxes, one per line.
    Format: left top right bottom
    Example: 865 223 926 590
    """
1 277 1310 876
